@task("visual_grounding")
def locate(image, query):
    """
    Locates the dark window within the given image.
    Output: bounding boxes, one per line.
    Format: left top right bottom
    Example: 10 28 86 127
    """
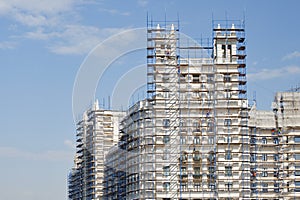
251 182 257 188
163 119 170 128
262 168 268 177
209 166 215 173
209 183 215 190
262 154 268 161
222 45 226 58
194 167 201 175
193 136 201 144
250 154 256 162
194 183 201 191
262 137 267 144
207 121 214 132
262 183 268 193
225 182 233 191
250 137 256 144
274 168 279 177
274 154 279 161
193 75 199 83
224 74 231 82
274 182 280 193
180 137 186 144
181 167 187 175
180 153 187 161
163 182 170 191
163 135 170 144
163 166 170 176
224 119 232 126
193 121 200 131
225 166 232 176
207 74 214 83
193 152 201 161
208 136 214 145
180 183 187 191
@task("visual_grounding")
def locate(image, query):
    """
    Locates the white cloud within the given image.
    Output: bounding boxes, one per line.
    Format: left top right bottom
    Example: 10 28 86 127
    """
0 0 132 55
23 25 128 55
282 51 300 60
24 28 60 40
0 41 17 49
23 22 131 55
248 65 300 81
99 8 130 16
137 0 148 7
0 146 73 161
0 0 76 27
14 12 53 27
48 25 128 55
0 0 74 15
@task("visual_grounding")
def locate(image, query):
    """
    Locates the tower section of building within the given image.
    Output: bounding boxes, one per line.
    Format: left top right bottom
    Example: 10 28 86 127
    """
138 18 250 199
68 101 125 200
212 21 250 199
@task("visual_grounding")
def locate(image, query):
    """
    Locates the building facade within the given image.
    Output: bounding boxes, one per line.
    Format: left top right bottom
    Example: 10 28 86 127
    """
68 101 125 200
69 17 300 200
249 91 300 199
103 19 250 200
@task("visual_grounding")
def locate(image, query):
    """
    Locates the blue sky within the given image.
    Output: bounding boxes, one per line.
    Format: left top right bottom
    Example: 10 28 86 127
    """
0 0 300 199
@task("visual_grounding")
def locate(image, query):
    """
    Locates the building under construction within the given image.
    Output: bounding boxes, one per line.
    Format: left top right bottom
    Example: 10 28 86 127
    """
68 101 125 200
103 17 250 200
69 16 300 200
248 90 300 199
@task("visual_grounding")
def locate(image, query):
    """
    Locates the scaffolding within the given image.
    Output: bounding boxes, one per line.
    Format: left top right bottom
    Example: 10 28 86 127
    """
146 16 250 199
248 91 300 200
212 19 250 199
274 91 300 199
69 101 125 200
70 16 300 200
147 17 181 199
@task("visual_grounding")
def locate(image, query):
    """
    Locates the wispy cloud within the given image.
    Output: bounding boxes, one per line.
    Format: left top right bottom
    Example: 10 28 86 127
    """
0 41 17 49
13 12 59 27
0 0 74 14
0 1 132 55
0 0 76 27
0 146 73 161
23 25 129 55
24 28 60 40
248 65 300 81
50 26 128 55
99 8 130 16
282 51 300 61
137 0 148 7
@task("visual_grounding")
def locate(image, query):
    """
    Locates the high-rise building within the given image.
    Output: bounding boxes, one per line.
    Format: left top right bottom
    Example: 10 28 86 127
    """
68 101 125 200
69 16 300 200
103 18 250 199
